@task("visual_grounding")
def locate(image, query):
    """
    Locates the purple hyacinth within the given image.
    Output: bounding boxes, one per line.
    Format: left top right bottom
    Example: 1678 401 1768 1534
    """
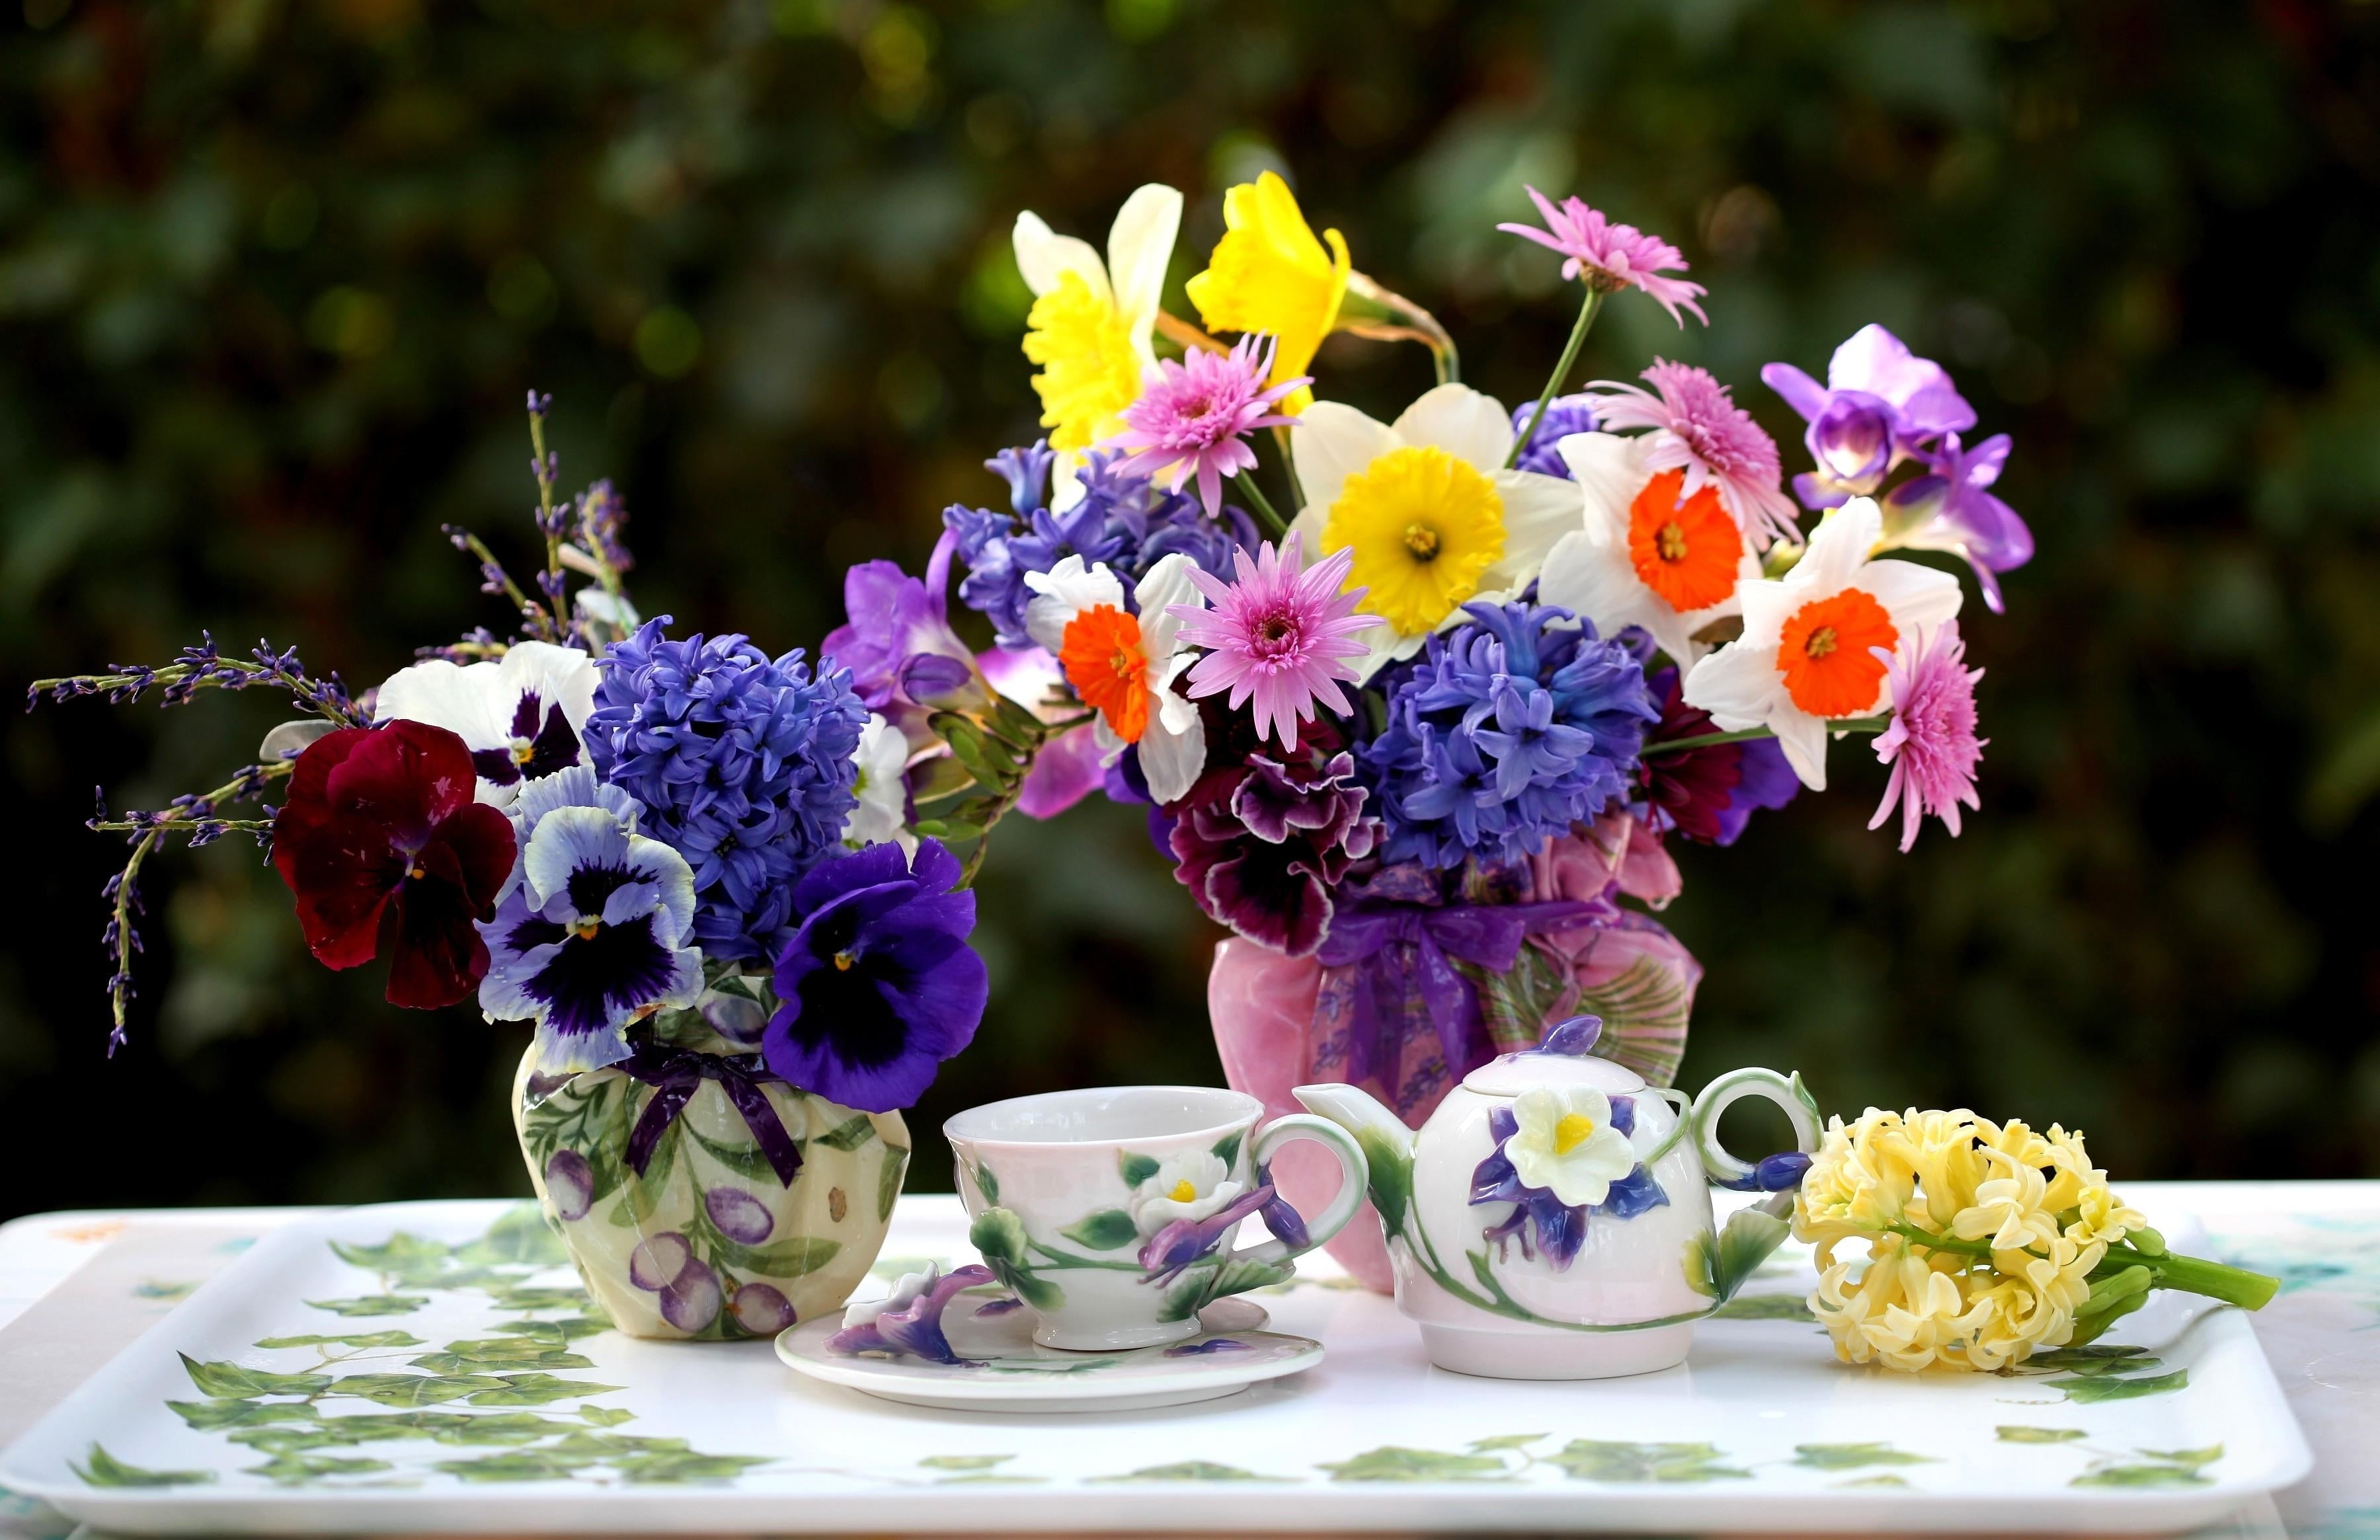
1881 432 2034 614
944 442 1258 650
1761 324 1977 509
584 620 867 965
1508 394 1600 479
1468 1098 1667 1270
1361 601 1659 868
765 837 987 1114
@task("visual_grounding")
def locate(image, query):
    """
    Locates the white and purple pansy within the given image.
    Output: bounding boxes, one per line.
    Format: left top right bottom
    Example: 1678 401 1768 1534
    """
374 640 598 802
1469 1084 1668 1270
476 767 702 1075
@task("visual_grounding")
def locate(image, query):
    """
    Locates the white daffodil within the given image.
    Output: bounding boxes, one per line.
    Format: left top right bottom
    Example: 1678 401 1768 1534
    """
1537 431 1765 668
1289 383 1580 682
1127 1149 1245 1237
1021 553 1207 804
1014 183 1183 502
842 1262 939 1329
1681 497 1962 791
840 712 916 856
1504 1085 1640 1209
374 640 598 804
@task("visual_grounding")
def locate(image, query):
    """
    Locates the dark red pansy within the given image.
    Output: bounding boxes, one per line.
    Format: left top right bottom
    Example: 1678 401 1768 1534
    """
270 720 516 1008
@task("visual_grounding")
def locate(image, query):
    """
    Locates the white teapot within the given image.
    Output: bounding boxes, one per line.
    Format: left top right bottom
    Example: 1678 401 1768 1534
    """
1295 1015 1819 1379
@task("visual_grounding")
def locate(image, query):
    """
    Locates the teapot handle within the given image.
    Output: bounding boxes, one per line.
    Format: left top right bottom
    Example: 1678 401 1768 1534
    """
1689 1068 1822 1188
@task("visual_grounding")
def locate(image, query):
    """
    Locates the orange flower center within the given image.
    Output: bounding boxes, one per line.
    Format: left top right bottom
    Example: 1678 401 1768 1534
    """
1626 469 1743 613
1777 588 1897 718
1058 604 1151 742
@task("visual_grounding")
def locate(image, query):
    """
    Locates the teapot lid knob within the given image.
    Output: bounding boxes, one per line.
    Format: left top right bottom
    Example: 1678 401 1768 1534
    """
1534 1015 1603 1058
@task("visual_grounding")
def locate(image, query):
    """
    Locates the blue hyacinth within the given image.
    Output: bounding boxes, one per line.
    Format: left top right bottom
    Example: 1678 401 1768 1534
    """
944 441 1258 650
584 619 867 966
1361 600 1659 868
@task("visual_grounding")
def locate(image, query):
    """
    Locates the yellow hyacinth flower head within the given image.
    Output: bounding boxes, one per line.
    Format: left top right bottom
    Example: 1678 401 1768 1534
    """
1015 184 1183 459
1185 171 1351 415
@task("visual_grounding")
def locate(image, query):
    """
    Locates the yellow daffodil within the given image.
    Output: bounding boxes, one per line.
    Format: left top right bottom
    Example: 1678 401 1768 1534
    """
1185 171 1350 414
1013 184 1183 481
1289 383 1580 681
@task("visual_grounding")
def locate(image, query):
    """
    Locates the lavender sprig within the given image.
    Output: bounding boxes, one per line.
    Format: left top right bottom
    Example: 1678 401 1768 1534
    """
89 760 292 1055
441 523 559 643
415 627 507 664
528 391 571 636
28 634 368 727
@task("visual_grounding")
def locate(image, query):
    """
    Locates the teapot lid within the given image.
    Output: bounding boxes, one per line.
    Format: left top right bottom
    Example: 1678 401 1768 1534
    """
1460 1015 1646 1098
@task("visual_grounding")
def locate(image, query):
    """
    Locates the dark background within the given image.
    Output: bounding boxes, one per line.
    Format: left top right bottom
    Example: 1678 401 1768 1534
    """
5 0 2377 1217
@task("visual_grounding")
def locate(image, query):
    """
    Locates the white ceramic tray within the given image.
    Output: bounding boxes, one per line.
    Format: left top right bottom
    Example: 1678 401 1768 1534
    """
0 1195 2310 1533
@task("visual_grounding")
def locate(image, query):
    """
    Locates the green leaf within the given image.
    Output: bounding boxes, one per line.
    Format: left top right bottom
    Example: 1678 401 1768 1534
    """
432 1449 603 1482
1058 1209 1140 1251
1546 1440 1751 1484
1210 1131 1244 1169
973 1161 1001 1205
1088 1461 1293 1483
969 1207 1029 1265
2137 1445 2224 1468
910 816 988 841
1351 1131 1410 1237
1836 1475 1911 1489
1319 1445 1513 1482
2026 1343 2151 1369
2073 1463 2213 1489
485 1285 592 1313
580 1405 638 1428
918 1454 1013 1471
1468 1434 1547 1451
989 1258 1063 1312
1997 1426 2088 1444
879 1145 907 1222
254 1330 423 1349
1711 1292 1814 1321
1683 1208 1790 1305
306 1295 431 1317
2044 1354 2163 1378
430 1412 576 1447
451 1204 569 1269
180 1353 333 1398
329 1231 456 1288
704 1233 842 1278
245 1453 392 1484
71 1444 215 1488
410 1349 596 1374
685 1124 783 1181
1791 1443 1934 1470
613 1451 774 1484
493 1315 611 1342
1118 1151 1160 1188
333 1373 508 1407
463 1373 627 1406
167 1399 323 1432
814 1114 877 1151
2054 1368 2189 1403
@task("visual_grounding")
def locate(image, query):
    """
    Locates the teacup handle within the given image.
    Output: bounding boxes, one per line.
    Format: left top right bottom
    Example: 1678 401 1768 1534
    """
1690 1067 1822 1189
1228 1114 1369 1267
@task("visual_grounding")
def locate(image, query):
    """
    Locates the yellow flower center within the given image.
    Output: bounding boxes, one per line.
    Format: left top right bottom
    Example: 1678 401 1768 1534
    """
1554 1112 1598 1155
1322 445 1505 635
834 950 857 972
1168 1179 1199 1203
1021 270 1140 453
573 919 602 941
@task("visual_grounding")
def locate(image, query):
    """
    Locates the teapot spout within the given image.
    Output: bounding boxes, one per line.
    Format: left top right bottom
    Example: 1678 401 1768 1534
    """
1292 1084 1416 1237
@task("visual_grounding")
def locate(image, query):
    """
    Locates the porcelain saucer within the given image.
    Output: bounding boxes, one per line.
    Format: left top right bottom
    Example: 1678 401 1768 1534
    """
775 1294 1322 1413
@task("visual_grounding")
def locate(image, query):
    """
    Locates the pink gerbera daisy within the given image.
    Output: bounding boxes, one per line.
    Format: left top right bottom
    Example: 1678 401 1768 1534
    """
1106 334 1309 518
1587 360 1803 551
1869 623 1985 853
1497 187 1709 327
1170 533 1372 752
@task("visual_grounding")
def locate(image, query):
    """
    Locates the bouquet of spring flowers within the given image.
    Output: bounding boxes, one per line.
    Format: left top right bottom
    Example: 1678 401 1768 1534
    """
1792 1108 2277 1372
32 396 1066 1339
858 172 2030 1156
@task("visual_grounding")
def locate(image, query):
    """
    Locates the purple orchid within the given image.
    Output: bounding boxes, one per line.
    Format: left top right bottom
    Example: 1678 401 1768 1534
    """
827 1262 996 1363
1762 325 1976 509
821 535 979 749
1881 432 2034 613
1468 1097 1668 1270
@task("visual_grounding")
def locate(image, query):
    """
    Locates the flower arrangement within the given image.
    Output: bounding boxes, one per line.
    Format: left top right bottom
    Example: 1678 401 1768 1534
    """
1792 1108 2276 1372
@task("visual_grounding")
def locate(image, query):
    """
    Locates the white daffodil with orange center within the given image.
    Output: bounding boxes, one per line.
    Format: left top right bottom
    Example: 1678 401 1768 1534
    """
1127 1149 1245 1237
1536 431 1765 668
1021 552 1207 804
1682 497 1962 790
1289 383 1579 682
1503 1085 1640 1208
1013 184 1183 488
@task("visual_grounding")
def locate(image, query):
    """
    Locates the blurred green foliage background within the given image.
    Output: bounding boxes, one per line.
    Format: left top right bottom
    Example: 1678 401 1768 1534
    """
5 0 2379 1217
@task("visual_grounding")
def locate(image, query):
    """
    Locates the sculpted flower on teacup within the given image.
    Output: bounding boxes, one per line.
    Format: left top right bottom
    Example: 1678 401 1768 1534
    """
828 1262 998 1365
1792 1108 2277 1373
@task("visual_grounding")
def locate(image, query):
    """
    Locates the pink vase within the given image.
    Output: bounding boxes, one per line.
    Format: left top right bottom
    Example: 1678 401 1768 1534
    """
1209 936 1402 1292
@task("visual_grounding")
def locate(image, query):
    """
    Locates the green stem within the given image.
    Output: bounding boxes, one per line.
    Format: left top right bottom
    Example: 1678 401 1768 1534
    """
1233 472 1290 540
1025 1241 1146 1274
1643 716 1889 757
1505 288 1603 471
1270 424 1305 512
2106 1246 2279 1312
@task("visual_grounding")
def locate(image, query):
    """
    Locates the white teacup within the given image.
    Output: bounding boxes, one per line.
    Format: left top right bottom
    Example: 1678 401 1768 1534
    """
945 1085 1368 1350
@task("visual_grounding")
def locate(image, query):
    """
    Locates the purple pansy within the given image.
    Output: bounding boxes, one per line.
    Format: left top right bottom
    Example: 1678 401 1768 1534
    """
1468 1097 1668 1270
372 640 598 800
764 837 987 1114
828 1262 996 1364
1761 325 1976 509
1637 666 1800 846
1169 743 1380 959
1881 432 2034 614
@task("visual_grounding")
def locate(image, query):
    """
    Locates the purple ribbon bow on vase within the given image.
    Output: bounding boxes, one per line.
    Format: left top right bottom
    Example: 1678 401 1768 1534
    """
619 1043 807 1187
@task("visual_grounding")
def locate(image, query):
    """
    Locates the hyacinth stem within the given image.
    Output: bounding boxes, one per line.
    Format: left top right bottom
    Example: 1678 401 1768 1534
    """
1506 288 1604 471
1642 716 1889 757
1884 1223 2278 1314
1233 472 1290 539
